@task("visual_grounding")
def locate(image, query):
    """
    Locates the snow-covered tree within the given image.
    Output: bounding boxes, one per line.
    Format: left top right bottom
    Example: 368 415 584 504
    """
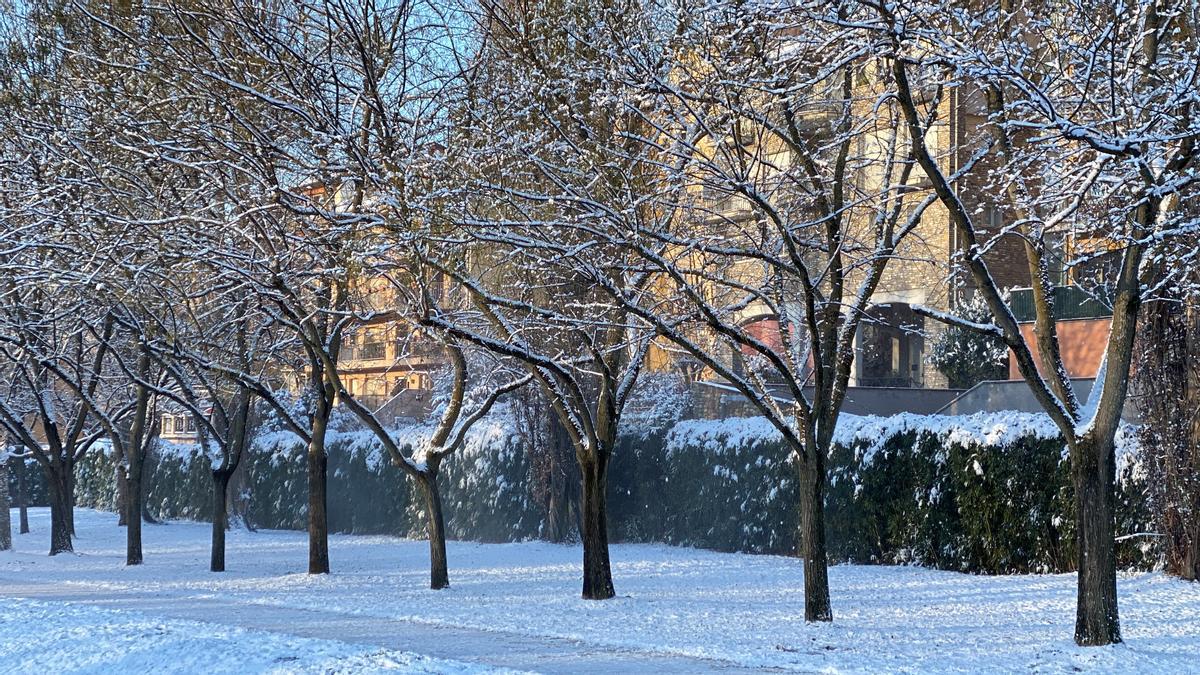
928 295 1008 389
0 279 114 556
1136 235 1200 581
467 0 939 618
427 0 671 599
864 0 1200 645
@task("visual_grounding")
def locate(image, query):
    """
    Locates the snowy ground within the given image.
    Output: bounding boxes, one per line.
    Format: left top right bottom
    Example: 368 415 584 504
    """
0 597 506 674
2 509 1199 673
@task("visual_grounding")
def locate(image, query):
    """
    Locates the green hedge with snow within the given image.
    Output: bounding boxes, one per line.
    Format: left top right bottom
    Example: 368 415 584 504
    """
246 423 539 541
632 413 1152 573
44 410 1155 574
4 458 48 508
75 442 216 521
71 418 540 543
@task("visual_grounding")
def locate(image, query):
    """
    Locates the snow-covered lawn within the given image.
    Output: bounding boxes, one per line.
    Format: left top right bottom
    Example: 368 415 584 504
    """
0 598 502 674
3 508 1199 673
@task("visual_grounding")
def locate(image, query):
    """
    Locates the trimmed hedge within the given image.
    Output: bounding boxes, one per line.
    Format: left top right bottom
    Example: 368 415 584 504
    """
246 424 540 541
5 458 48 508
623 414 1153 573
26 411 1156 574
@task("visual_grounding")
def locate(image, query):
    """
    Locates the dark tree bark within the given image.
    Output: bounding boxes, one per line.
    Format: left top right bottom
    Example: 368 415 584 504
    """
211 469 232 572
534 408 579 544
111 347 155 567
1071 434 1121 646
323 337 530 591
14 457 29 534
125 399 151 564
418 469 449 590
46 469 73 555
66 464 76 536
579 455 614 600
116 456 129 527
0 457 10 551
139 443 161 524
1136 292 1200 581
307 408 330 575
1066 265 1140 646
125 455 143 565
207 388 252 572
799 453 832 622
882 33 1154 644
0 318 112 557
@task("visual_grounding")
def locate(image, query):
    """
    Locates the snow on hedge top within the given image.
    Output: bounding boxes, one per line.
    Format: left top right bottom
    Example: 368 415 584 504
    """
666 411 1140 471
253 413 520 473
837 411 1062 459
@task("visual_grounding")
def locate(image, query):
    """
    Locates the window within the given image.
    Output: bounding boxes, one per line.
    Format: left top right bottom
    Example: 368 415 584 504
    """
979 205 1005 233
359 327 388 360
390 376 409 394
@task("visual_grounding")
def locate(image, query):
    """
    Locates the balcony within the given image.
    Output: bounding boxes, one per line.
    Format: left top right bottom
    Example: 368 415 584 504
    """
341 342 388 362
1008 286 1113 322
697 192 756 222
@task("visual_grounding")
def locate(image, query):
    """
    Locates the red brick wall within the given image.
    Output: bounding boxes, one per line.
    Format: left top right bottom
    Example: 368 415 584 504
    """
743 318 783 355
1009 318 1110 379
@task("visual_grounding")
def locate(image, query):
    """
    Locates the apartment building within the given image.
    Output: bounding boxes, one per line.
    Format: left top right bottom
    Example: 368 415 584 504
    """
680 75 1112 397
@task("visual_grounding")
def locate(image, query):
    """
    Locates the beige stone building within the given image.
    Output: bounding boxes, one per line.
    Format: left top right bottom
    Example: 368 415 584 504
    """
656 71 1061 394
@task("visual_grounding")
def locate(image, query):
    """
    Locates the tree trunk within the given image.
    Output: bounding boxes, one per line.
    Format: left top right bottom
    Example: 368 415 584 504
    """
1176 524 1200 581
579 456 615 600
1 458 11 551
419 470 449 589
116 458 129 526
307 418 330 574
211 469 232 572
1135 294 1200 582
46 469 73 555
140 451 161 524
65 461 76 536
1072 434 1121 646
126 460 144 565
799 453 833 622
16 458 29 534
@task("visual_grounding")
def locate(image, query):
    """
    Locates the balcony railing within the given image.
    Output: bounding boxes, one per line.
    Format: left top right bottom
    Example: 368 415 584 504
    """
341 339 447 364
342 342 388 362
1008 286 1113 322
696 193 755 221
856 374 924 389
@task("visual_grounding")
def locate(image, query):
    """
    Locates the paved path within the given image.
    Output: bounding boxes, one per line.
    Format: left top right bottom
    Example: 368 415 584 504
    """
0 576 773 673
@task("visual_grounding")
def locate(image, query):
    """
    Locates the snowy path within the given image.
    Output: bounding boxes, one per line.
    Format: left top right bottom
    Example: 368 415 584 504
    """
0 578 754 673
3 508 1200 673
1 596 509 674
